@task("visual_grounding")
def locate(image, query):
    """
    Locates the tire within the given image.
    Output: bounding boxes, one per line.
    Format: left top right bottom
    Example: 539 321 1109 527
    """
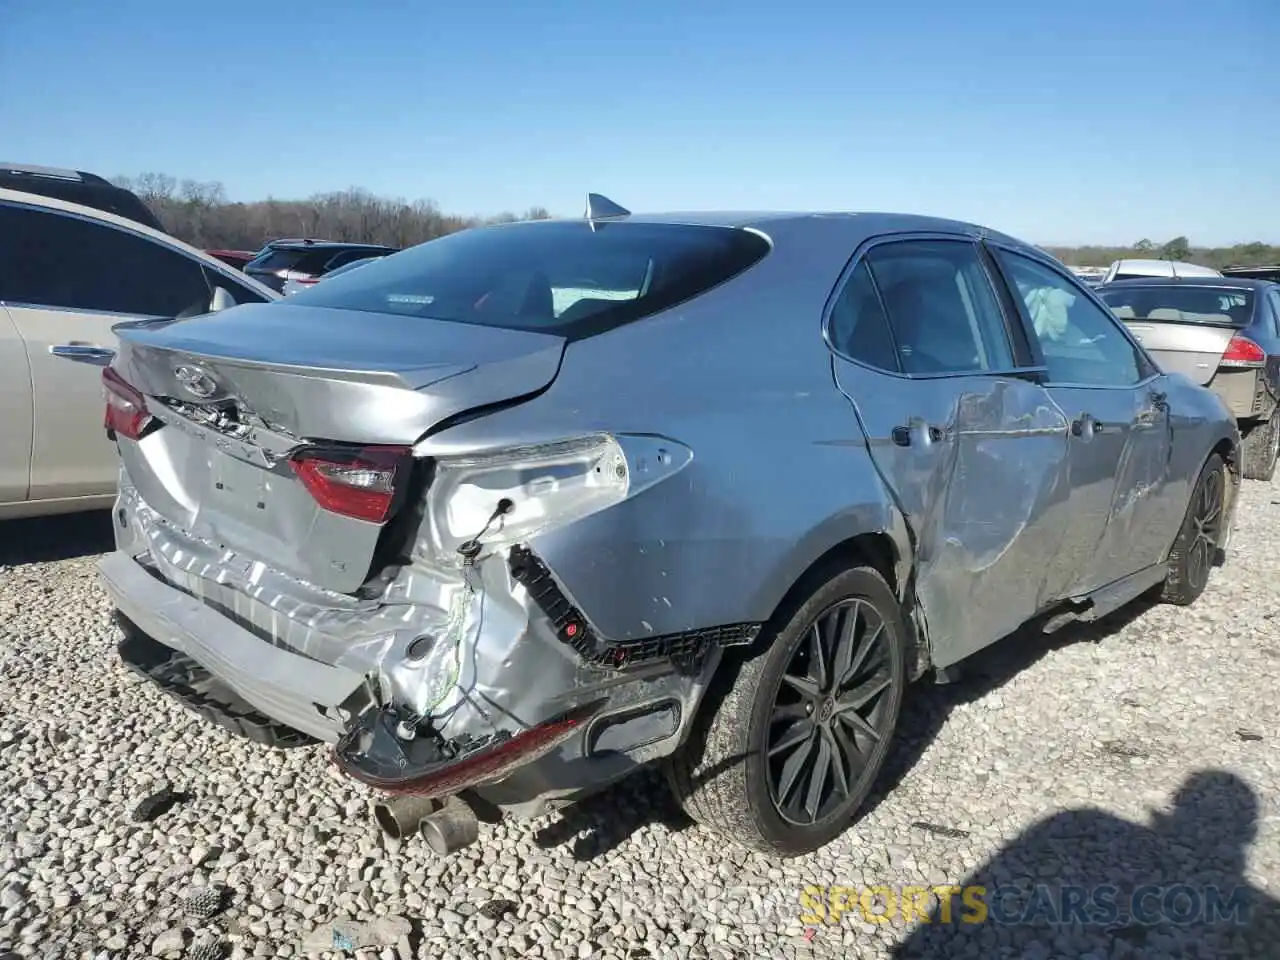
1160 452 1227 606
1240 411 1278 481
665 565 908 857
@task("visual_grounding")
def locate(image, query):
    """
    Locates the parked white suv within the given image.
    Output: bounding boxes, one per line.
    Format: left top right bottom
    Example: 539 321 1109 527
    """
0 188 278 519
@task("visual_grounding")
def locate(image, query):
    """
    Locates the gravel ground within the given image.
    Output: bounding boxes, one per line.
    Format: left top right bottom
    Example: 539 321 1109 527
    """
1 485 1277 960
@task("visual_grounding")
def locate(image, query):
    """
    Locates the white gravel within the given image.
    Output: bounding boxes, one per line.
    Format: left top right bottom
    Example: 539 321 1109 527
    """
1 485 1278 960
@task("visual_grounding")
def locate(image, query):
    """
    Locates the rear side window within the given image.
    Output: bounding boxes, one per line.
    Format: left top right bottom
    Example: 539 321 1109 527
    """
852 239 1014 374
828 261 900 371
0 203 212 317
286 220 772 339
1098 285 1254 327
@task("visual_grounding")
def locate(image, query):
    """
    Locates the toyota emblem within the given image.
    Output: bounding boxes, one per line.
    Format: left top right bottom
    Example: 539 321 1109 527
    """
173 363 218 399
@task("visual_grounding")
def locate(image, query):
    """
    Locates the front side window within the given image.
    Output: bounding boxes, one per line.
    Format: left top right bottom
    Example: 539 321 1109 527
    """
287 220 772 339
200 265 270 306
0 203 211 317
997 250 1147 386
859 239 1014 374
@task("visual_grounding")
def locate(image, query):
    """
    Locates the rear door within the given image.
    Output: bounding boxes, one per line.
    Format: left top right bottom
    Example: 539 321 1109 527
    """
826 235 1073 669
0 304 33 503
0 202 215 500
990 247 1181 593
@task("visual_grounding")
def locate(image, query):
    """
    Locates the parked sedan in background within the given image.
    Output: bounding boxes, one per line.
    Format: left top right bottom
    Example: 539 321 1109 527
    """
0 187 278 519
1098 277 1280 480
98 199 1239 858
243 239 398 293
281 253 388 295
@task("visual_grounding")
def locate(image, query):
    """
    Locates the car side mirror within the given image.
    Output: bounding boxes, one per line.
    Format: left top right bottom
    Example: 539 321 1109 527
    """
210 287 236 312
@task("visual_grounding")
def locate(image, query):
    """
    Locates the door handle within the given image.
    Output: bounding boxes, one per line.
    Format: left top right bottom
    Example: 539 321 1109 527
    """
50 344 116 364
1071 414 1107 437
891 421 944 446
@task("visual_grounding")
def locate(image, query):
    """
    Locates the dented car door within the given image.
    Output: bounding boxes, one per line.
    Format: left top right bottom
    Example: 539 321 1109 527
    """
826 236 1073 669
989 246 1180 596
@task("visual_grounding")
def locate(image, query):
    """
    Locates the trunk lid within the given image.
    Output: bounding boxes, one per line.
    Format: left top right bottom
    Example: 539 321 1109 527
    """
1120 314 1244 386
111 302 565 593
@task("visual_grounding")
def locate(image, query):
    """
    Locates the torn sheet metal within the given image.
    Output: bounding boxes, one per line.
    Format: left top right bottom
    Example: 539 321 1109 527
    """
115 474 737 787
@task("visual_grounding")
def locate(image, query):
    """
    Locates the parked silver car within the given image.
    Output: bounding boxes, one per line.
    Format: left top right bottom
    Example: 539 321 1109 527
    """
0 187 277 520
98 198 1240 857
1099 277 1280 481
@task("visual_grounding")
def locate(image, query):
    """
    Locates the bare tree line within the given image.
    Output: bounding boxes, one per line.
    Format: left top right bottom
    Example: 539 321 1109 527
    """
112 173 552 251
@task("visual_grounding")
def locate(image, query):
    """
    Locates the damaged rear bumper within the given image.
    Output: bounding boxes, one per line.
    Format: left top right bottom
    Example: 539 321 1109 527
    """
101 485 758 810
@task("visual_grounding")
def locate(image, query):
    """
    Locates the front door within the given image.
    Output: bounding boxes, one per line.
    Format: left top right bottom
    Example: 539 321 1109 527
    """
989 246 1180 595
0 201 217 501
826 236 1073 669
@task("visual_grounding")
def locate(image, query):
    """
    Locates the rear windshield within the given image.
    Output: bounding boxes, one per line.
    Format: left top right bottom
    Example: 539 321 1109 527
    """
284 220 772 338
246 247 339 275
1099 285 1255 327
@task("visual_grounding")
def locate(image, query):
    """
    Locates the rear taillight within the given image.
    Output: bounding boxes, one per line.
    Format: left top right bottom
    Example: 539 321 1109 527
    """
102 367 153 441
290 446 411 524
1222 334 1266 366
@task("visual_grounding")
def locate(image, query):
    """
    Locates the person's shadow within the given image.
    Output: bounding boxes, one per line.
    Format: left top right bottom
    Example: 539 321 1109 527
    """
892 770 1279 959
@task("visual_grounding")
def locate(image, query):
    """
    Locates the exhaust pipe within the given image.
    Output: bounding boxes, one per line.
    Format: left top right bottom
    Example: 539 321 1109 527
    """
372 796 439 841
372 795 480 855
419 796 480 856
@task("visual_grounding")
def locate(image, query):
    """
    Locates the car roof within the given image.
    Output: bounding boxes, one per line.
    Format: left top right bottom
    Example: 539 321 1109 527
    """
0 187 281 300
0 163 164 231
1099 276 1272 291
486 209 1039 257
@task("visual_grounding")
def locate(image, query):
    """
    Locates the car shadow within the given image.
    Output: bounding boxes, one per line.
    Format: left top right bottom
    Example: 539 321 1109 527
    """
530 596 1159 862
0 510 115 566
889 769 1280 958
857 595 1159 823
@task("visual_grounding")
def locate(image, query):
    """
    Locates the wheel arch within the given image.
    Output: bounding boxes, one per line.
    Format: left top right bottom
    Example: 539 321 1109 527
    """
743 507 927 682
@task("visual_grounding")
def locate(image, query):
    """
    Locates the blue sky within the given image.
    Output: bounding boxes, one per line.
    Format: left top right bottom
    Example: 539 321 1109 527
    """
3 0 1277 246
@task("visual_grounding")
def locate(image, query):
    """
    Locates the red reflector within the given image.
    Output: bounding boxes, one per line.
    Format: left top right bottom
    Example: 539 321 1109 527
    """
289 446 409 524
1223 334 1266 365
102 366 153 440
336 701 604 797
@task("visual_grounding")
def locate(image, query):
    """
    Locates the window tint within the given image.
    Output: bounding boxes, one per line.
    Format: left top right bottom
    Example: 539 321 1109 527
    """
288 220 772 339
997 251 1146 386
1098 284 1254 327
0 204 212 316
857 239 1013 374
1268 289 1280 337
828 260 899 371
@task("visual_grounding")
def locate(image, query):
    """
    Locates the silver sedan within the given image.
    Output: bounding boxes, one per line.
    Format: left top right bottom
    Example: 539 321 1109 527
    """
98 198 1240 857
